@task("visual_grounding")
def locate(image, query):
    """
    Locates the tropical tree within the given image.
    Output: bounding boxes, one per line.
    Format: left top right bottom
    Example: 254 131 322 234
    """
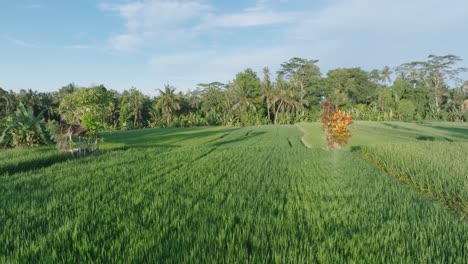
324 68 377 106
0 103 52 147
272 76 285 124
396 54 467 114
261 67 274 123
369 69 382 84
381 66 393 86
228 69 261 123
155 85 181 126
59 85 114 127
230 83 257 123
200 83 228 114
186 88 203 111
0 88 15 119
278 57 322 106
120 87 147 129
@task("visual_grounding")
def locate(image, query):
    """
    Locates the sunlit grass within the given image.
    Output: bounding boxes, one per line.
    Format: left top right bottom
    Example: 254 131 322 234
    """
1 123 467 262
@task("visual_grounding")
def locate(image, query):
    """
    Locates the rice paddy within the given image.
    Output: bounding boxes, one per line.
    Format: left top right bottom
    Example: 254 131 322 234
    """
1 122 467 262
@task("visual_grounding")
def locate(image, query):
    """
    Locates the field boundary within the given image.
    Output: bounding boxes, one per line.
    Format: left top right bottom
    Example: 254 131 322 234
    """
358 151 467 219
294 124 312 149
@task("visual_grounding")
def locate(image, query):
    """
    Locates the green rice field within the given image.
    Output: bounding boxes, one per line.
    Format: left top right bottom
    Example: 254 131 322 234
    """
1 122 467 262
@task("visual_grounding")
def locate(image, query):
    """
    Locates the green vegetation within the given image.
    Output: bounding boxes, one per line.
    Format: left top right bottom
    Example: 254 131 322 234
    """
0 147 68 175
1 122 468 262
297 121 468 149
362 142 468 214
1 55 467 149
0 103 52 148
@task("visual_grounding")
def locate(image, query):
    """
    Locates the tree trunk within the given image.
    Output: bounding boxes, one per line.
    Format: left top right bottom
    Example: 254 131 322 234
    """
134 110 137 127
167 113 171 127
267 104 271 123
274 100 283 125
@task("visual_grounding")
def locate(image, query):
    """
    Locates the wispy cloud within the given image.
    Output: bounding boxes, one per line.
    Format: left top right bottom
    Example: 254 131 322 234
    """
100 0 211 51
65 44 95 50
100 0 303 51
98 0 468 89
147 41 336 88
4 36 38 48
198 10 300 29
25 3 42 9
296 0 468 32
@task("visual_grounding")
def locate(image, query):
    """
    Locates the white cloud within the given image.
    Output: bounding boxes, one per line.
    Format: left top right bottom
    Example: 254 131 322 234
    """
284 0 468 72
98 0 468 90
295 0 468 34
65 44 95 50
4 36 38 48
109 34 143 51
199 10 300 29
100 0 211 51
100 0 302 51
147 42 335 88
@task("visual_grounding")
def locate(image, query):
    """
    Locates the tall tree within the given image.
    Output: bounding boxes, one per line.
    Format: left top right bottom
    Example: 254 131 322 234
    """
200 83 228 115
155 85 181 126
396 54 467 114
381 66 393 85
120 87 146 129
272 76 287 125
228 69 261 122
261 67 274 123
278 57 322 105
186 88 203 111
0 88 14 119
463 81 468 96
324 68 377 106
369 69 382 84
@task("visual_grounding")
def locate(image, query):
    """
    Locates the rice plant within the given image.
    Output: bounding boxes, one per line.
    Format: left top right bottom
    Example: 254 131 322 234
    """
1 123 467 262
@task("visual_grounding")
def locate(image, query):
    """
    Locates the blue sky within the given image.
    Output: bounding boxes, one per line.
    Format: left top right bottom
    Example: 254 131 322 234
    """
1 0 468 95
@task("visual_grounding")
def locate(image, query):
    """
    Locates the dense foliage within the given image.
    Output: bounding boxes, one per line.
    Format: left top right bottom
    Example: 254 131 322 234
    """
0 103 52 147
1 55 467 147
1 123 467 262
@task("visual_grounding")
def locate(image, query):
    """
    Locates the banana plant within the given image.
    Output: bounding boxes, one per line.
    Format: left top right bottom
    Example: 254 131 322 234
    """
0 103 52 147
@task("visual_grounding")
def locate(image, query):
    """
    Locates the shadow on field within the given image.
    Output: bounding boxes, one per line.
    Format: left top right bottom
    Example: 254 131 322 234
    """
416 135 435 141
382 122 420 132
429 126 468 140
211 131 266 147
1 153 71 176
382 122 468 142
104 127 239 149
0 146 133 176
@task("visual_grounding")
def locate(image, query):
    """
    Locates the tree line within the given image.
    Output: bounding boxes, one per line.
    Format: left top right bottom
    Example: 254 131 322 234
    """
1 55 467 148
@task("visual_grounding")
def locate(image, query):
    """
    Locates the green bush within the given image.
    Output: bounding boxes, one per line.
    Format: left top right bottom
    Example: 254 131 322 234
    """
397 99 416 121
0 104 52 148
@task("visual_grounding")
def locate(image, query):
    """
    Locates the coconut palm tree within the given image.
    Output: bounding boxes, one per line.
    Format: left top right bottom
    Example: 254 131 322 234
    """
122 88 146 128
155 85 181 126
186 88 203 111
272 75 307 124
381 66 393 86
272 76 288 125
261 67 274 123
231 82 257 123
